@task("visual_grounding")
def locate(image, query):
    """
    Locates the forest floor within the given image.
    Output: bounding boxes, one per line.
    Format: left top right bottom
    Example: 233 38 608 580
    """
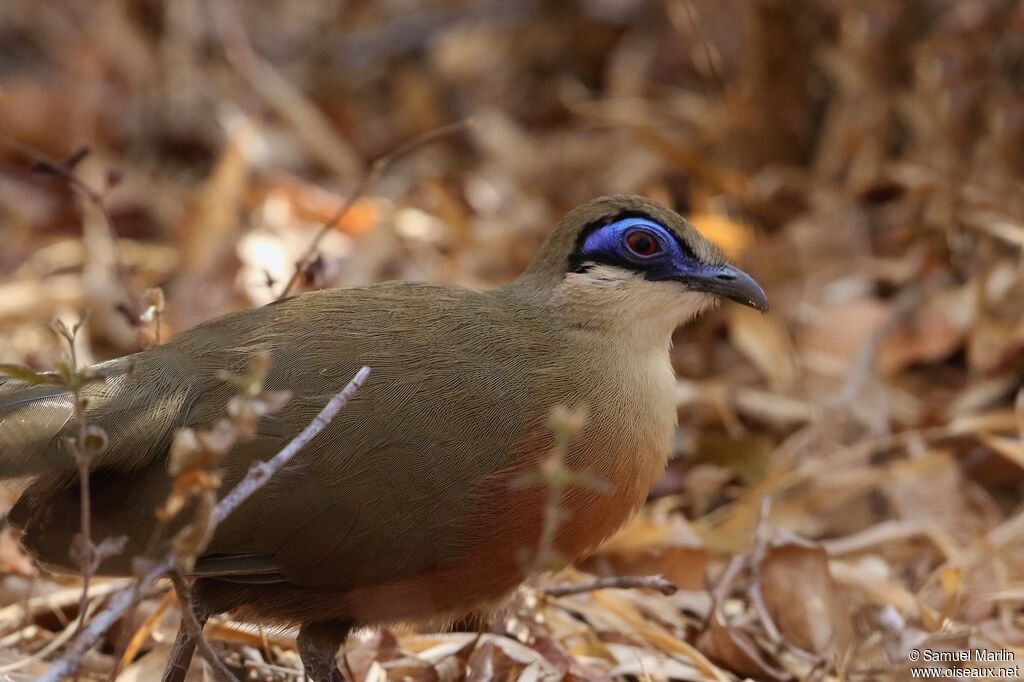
0 1 1023 680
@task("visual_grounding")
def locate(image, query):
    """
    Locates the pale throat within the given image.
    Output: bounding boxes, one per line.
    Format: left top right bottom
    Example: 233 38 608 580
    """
546 264 716 349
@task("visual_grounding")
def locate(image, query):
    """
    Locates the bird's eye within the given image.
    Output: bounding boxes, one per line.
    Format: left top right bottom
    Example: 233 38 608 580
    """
624 229 662 257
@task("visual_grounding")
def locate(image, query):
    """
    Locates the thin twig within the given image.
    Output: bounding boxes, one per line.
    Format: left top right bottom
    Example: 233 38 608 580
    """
66 324 94 642
747 497 782 644
0 596 105 675
45 317 128 669
213 367 370 523
529 419 574 573
0 581 131 632
707 552 746 619
210 0 363 183
1 139 141 320
747 497 823 665
329 0 538 68
543 574 678 598
832 273 949 409
276 120 473 300
40 565 164 682
672 1 724 88
39 367 371 682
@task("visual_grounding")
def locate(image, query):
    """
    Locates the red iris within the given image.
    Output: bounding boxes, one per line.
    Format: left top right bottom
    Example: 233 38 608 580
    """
625 229 661 257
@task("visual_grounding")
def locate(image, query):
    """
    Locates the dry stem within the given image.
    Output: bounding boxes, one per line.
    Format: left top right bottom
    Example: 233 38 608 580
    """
38 366 371 682
0 140 141 320
275 119 472 300
66 327 93 642
49 317 127 650
211 0 363 182
543 574 678 598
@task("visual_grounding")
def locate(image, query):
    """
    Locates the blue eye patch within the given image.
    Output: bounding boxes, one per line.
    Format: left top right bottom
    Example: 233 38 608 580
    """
570 215 698 280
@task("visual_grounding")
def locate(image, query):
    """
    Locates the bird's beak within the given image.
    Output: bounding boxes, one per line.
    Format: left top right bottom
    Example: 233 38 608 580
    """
678 262 769 312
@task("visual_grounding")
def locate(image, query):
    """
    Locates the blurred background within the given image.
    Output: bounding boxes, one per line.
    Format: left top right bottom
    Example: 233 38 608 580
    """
1 0 1023 679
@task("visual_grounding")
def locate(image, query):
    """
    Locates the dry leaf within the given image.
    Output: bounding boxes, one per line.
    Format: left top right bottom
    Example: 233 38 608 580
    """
800 296 962 377
696 615 789 681
728 307 799 389
689 213 755 260
757 540 852 655
587 515 709 590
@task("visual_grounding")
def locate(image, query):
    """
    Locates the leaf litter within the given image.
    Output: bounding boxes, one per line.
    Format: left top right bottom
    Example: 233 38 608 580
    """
0 0 1023 679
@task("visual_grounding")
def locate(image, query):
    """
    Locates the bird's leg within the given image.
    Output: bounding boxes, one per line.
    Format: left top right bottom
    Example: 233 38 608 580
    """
160 591 210 682
297 620 352 682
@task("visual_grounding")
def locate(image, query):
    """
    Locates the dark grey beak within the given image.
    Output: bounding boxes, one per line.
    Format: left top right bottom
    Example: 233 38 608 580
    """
679 262 769 312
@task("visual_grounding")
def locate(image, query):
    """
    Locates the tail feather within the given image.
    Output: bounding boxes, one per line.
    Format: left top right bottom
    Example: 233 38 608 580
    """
0 353 186 478
0 379 75 477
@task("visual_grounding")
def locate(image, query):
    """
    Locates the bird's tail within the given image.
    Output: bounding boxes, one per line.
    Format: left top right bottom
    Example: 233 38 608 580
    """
0 377 76 478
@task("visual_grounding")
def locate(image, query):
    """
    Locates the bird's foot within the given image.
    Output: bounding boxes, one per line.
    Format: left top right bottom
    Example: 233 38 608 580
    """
297 620 352 682
160 581 211 682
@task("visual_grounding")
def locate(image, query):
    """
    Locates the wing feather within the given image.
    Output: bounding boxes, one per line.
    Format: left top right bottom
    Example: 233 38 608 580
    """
14 283 577 590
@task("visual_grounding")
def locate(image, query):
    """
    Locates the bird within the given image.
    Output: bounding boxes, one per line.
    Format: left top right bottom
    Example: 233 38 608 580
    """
0 194 767 682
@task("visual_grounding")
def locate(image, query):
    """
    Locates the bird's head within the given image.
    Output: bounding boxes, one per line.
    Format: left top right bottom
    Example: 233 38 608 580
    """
514 195 768 342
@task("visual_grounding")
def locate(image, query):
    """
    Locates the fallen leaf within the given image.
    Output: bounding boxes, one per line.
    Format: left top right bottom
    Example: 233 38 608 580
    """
587 515 709 590
799 296 963 377
689 213 755 260
757 540 852 655
696 615 789 681
728 307 799 389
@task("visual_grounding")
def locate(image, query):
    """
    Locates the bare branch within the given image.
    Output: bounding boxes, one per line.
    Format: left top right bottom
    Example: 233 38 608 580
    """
0 139 142 321
747 497 785 645
543 574 678 598
832 273 949 409
210 0 364 183
747 497 822 665
213 366 370 525
38 568 160 682
38 367 371 682
275 120 473 300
